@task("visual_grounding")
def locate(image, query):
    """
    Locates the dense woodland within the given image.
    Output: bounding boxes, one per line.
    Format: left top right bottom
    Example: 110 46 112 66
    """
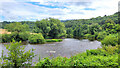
0 12 119 67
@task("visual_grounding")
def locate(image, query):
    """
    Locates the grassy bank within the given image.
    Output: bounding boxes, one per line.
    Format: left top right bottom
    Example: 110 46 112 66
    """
45 39 63 42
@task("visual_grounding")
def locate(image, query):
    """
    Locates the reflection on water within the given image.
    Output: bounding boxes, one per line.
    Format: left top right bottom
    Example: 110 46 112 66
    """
0 38 101 65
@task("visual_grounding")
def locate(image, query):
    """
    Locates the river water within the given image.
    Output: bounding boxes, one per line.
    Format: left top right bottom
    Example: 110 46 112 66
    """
0 38 101 65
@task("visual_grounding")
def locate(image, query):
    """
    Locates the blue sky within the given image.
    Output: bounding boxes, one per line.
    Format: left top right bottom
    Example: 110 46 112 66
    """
0 0 119 21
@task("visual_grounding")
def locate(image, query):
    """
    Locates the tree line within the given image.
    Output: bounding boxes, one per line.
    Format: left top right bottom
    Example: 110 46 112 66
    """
0 12 119 46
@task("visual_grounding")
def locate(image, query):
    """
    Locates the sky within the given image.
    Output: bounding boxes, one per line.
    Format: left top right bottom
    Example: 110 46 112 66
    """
0 0 119 21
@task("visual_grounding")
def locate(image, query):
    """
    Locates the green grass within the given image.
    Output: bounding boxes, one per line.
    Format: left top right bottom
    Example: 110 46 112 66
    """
45 39 63 42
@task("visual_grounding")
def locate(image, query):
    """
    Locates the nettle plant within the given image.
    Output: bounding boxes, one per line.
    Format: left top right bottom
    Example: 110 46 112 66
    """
1 40 36 67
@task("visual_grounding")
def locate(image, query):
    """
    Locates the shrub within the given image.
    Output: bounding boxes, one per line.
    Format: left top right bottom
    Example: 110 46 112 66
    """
45 39 63 42
2 34 12 43
101 34 118 46
86 49 107 56
28 33 45 44
67 34 73 38
19 32 30 41
84 34 95 41
97 32 107 41
84 34 90 39
1 40 35 67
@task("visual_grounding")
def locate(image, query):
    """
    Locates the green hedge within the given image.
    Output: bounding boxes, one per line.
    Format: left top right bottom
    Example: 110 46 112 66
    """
45 39 63 42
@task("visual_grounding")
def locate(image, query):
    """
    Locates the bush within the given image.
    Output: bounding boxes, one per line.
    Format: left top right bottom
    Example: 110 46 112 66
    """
19 32 30 41
1 40 35 67
84 34 95 41
101 34 118 46
97 31 107 41
2 32 30 43
67 34 73 38
2 34 12 43
28 33 45 44
46 39 63 42
86 49 107 56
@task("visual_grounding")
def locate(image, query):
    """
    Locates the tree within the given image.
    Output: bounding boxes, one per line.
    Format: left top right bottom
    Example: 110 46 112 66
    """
34 19 51 38
28 33 45 44
1 40 35 67
4 22 30 42
5 22 29 32
97 31 107 41
66 28 73 38
2 34 12 43
34 18 66 39
88 23 100 35
102 19 116 33
73 26 83 38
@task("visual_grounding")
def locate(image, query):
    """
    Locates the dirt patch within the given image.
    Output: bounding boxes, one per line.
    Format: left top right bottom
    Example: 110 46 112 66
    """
0 29 11 34
0 29 37 34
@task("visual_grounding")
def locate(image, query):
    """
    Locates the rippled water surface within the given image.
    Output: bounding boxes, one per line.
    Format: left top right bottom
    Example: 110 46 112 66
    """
0 38 101 65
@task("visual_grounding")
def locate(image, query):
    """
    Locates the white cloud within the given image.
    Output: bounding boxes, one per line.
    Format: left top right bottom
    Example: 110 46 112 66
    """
0 0 119 21
59 0 119 19
30 0 94 2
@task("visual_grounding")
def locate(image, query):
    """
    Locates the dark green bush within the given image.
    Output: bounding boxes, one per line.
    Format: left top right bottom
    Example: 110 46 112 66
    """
28 33 45 44
101 34 118 46
19 32 30 41
86 49 108 56
2 34 12 43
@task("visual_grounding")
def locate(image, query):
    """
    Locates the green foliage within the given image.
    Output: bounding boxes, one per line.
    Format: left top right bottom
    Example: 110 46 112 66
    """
64 12 118 42
84 34 95 41
3 22 30 42
73 26 83 39
2 34 12 43
36 45 118 66
28 33 45 44
5 22 29 32
66 28 73 38
34 18 66 39
18 31 30 41
101 34 118 46
34 19 51 38
1 40 35 67
86 49 107 56
97 31 107 41
45 39 63 42
0 34 2 43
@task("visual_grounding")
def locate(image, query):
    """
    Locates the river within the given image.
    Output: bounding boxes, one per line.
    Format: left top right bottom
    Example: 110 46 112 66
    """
0 38 101 65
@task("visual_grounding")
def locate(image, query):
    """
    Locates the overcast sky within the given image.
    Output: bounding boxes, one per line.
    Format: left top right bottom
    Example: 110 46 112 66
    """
0 0 119 21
